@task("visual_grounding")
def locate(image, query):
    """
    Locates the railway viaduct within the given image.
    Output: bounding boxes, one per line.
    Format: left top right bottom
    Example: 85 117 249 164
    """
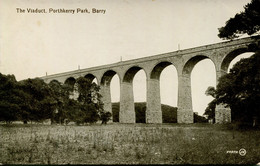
41 36 260 124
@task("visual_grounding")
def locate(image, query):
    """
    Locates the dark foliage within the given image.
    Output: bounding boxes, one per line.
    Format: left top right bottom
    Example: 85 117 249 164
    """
19 78 57 123
112 102 120 122
135 102 146 123
49 77 110 125
194 113 207 123
218 0 260 39
216 52 260 126
54 76 110 125
162 104 177 123
0 74 21 123
203 86 217 122
100 112 112 124
203 99 216 123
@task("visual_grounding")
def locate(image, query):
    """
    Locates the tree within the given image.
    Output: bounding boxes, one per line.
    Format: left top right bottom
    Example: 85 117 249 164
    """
215 52 260 126
203 87 216 123
19 78 57 123
0 73 23 123
204 100 216 123
216 0 260 127
205 86 216 98
100 112 112 124
75 77 101 124
49 80 70 124
69 76 111 125
48 77 111 125
218 0 260 40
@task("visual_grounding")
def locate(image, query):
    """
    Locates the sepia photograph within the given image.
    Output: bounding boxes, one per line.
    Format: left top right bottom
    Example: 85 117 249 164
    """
0 0 259 165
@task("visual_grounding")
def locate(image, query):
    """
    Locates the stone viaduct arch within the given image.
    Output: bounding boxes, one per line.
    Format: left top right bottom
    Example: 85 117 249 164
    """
84 73 97 83
41 36 260 124
120 66 147 123
100 70 119 122
178 55 217 123
148 61 177 123
64 77 77 99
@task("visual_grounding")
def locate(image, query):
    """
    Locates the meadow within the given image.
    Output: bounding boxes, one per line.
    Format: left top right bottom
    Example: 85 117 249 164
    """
0 123 259 165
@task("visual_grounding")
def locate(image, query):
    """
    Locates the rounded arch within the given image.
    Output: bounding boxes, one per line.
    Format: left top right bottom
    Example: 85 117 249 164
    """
221 47 256 72
123 66 147 83
101 70 118 86
182 55 215 75
49 79 60 84
150 61 173 79
64 77 76 85
64 77 76 93
191 59 216 116
84 73 97 83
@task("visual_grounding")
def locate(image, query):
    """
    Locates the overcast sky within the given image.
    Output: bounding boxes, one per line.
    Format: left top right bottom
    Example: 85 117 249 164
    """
0 0 252 115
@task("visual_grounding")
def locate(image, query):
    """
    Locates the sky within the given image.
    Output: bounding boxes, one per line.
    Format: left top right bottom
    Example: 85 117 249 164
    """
0 0 252 115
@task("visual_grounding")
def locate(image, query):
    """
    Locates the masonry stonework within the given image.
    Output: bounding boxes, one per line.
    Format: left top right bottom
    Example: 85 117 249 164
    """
146 78 162 123
177 75 193 123
120 82 135 123
40 36 260 124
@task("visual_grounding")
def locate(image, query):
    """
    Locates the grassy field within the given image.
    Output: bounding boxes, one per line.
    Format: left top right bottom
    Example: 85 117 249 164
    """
0 123 259 165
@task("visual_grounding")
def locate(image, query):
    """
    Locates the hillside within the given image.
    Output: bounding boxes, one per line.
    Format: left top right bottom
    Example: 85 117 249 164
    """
112 102 207 123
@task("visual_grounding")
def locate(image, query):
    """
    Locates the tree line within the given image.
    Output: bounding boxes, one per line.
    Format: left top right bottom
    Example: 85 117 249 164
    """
0 74 111 124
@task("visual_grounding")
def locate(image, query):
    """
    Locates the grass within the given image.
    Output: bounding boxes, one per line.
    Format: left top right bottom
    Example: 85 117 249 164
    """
0 123 259 164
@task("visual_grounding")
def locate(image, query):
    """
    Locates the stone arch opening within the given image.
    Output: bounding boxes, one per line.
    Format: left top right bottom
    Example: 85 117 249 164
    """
123 66 144 83
49 79 60 85
190 59 216 122
150 61 172 79
150 61 178 123
111 74 120 122
120 66 147 123
100 70 120 122
64 77 76 90
221 48 256 73
84 73 97 84
110 75 120 103
64 77 77 99
178 55 216 123
227 52 255 72
182 56 209 76
101 70 117 86
133 69 147 123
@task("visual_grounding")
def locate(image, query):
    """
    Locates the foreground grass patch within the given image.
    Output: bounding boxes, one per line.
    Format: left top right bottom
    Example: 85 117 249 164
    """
0 123 259 164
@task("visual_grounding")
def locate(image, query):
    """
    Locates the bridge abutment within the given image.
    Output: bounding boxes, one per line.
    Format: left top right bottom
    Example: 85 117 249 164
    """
146 78 162 123
119 82 135 123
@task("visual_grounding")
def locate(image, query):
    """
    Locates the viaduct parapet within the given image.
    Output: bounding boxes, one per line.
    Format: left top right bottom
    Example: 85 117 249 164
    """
41 36 260 124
